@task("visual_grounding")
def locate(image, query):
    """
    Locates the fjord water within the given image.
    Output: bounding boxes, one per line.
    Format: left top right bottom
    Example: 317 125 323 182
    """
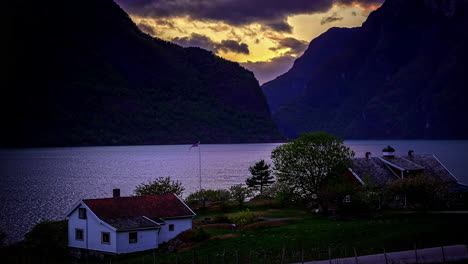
1 140 467 243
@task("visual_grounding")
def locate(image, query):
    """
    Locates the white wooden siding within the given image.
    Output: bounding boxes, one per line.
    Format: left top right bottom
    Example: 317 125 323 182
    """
116 229 159 254
158 217 192 243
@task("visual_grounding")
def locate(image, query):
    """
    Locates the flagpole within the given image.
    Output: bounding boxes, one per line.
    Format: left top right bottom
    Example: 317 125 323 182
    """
198 145 202 190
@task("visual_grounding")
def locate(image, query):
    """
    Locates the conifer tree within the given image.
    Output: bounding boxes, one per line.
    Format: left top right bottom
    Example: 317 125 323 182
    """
246 160 274 194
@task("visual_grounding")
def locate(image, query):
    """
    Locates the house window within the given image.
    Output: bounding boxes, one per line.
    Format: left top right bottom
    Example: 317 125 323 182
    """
78 208 87 219
101 232 110 244
75 229 84 241
169 224 174 231
343 195 351 203
129 232 138 244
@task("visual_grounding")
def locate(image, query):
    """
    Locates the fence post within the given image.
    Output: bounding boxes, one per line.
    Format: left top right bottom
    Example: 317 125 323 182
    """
153 249 156 264
329 247 332 264
353 247 358 264
249 250 253 264
281 247 286 264
192 250 195 264
235 250 239 264
383 248 388 264
414 244 418 264
441 245 446 262
301 248 304 264
222 249 226 264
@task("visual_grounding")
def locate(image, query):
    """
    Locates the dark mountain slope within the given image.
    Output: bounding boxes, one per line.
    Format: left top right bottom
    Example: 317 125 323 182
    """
262 27 358 114
263 0 468 139
4 0 282 147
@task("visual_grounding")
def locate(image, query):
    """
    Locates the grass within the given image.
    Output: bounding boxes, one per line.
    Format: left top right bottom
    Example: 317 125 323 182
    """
2 201 468 264
108 202 468 264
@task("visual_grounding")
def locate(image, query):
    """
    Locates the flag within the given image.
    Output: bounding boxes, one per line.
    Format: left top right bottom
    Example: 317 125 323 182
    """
189 141 200 149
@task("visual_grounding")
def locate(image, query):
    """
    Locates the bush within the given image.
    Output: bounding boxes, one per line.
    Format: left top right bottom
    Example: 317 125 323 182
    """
228 209 256 226
24 220 67 255
229 184 252 207
185 189 230 209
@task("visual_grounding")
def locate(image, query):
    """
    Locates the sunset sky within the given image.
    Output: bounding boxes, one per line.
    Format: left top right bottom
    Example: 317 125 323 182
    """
115 0 383 84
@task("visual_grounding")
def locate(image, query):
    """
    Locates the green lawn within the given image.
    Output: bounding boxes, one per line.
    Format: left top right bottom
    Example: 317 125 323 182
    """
3 204 468 264
110 205 468 264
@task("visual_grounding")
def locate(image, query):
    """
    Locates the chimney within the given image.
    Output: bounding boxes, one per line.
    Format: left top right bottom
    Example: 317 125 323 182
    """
365 152 372 159
408 150 414 157
382 145 395 158
113 188 120 198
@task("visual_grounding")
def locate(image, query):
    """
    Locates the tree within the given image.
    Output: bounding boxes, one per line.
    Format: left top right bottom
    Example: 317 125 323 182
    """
384 173 449 210
271 132 354 212
134 176 185 197
229 184 252 208
246 160 275 195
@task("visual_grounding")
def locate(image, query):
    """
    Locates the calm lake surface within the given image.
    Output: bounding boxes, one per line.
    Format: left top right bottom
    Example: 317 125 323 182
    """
1 140 467 243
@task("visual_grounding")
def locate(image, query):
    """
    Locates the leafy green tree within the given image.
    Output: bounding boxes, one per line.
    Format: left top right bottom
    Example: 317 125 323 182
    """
229 184 252 208
134 176 185 197
246 160 275 195
271 132 354 212
384 173 449 210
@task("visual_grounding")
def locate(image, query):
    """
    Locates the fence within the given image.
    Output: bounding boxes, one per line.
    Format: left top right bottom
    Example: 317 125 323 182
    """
97 244 468 264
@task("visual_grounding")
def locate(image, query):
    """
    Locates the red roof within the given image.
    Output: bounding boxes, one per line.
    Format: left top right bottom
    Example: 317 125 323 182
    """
83 194 195 220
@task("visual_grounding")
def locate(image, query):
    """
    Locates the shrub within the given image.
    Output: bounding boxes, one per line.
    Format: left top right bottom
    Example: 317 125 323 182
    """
229 184 252 207
228 209 256 226
185 189 231 209
24 220 67 255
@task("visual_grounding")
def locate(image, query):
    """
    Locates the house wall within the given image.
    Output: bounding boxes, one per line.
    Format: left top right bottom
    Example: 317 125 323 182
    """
116 229 159 254
68 204 117 253
158 217 192 243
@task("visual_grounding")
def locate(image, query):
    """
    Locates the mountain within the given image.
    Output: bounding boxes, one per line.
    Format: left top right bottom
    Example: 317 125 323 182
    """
3 0 282 147
262 0 468 139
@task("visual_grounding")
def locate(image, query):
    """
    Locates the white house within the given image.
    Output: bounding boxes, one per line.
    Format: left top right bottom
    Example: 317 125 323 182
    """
66 190 196 255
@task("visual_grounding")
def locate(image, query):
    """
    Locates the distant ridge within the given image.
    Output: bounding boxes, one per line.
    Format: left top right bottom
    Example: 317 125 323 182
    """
262 0 468 139
4 0 282 147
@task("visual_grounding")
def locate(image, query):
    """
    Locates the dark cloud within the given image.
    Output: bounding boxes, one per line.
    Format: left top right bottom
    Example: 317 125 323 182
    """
172 33 217 51
218 40 250 54
116 0 384 28
320 12 344 25
172 33 249 54
265 20 293 33
137 22 156 35
241 55 297 85
269 37 308 56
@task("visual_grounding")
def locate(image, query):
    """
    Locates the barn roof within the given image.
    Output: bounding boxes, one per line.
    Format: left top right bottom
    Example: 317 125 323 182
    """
352 154 458 187
406 155 458 183
380 156 425 171
352 157 399 186
83 194 195 222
